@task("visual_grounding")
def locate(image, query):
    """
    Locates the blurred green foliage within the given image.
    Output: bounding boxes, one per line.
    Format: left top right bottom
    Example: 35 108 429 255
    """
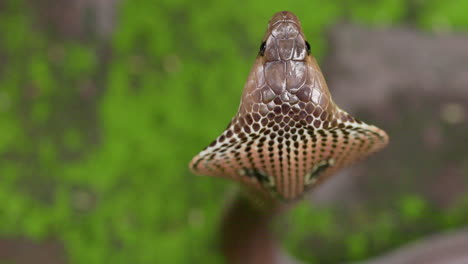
284 195 468 263
0 0 467 263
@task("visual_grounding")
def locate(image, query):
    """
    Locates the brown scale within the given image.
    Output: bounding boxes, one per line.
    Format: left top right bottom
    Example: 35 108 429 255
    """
189 11 389 201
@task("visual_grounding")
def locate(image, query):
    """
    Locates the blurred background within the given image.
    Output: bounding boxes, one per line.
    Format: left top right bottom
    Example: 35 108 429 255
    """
0 0 467 263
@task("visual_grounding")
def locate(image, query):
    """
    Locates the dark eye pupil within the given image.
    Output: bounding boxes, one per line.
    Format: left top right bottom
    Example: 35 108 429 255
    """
259 41 266 56
305 41 311 54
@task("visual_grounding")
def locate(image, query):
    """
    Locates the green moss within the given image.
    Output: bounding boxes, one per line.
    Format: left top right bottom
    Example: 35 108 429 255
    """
419 0 468 30
400 195 427 221
348 0 407 25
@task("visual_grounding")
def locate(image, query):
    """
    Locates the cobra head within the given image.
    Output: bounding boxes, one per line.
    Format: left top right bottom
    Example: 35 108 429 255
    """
190 11 388 201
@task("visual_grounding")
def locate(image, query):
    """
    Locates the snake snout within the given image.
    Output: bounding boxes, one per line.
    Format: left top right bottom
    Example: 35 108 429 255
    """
263 11 308 62
269 11 300 26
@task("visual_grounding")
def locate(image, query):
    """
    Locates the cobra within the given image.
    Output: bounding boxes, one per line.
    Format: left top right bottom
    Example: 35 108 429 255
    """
189 11 388 202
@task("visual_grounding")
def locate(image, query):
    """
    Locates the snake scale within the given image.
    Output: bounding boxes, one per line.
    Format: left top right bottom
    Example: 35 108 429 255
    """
189 11 389 202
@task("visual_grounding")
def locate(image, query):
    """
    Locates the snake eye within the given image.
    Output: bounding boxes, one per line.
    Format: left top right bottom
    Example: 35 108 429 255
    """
305 41 311 55
259 41 266 56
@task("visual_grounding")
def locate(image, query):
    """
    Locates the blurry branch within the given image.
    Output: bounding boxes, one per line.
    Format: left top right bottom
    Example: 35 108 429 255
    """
32 0 118 38
358 228 468 264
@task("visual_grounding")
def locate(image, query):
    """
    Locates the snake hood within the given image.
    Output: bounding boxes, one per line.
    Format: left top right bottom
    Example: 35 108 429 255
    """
190 11 388 201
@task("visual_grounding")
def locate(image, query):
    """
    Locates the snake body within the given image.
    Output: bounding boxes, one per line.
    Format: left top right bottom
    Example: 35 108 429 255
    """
190 11 388 201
